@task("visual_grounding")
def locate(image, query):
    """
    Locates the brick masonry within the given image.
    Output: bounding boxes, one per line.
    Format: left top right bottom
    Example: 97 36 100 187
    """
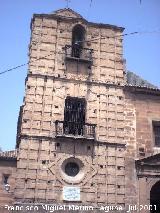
15 8 128 209
1 8 160 213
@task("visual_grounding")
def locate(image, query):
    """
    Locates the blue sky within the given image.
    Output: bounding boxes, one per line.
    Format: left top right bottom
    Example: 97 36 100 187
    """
0 0 160 151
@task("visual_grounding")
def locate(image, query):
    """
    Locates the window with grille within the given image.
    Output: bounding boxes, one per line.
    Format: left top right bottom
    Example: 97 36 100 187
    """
63 97 86 136
153 121 160 147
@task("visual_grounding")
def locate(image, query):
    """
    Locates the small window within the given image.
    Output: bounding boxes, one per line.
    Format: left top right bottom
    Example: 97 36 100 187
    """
153 121 160 147
3 174 9 185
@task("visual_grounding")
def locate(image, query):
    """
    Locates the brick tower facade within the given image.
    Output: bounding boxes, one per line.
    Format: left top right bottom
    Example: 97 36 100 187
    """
1 7 160 213
15 8 137 211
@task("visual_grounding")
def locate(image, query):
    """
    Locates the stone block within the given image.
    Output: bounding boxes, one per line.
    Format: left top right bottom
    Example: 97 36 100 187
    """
25 189 34 199
37 182 47 190
108 194 116 203
17 161 27 169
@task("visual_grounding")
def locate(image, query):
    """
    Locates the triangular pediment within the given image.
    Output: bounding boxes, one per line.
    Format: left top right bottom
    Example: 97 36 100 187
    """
136 153 160 177
136 153 160 166
53 8 84 19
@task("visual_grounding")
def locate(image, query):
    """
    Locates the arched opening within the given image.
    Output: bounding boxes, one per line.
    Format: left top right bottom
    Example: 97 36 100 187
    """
150 181 160 212
72 24 85 58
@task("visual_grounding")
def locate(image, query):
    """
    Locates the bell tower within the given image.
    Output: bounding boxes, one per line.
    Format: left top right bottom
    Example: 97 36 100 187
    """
15 8 128 209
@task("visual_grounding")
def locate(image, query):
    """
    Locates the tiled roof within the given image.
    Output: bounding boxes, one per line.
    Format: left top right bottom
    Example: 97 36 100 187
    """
0 150 17 160
126 71 159 89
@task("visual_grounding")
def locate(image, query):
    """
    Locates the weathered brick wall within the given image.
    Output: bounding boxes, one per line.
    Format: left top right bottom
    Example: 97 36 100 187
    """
15 138 125 206
17 10 125 146
124 90 160 210
29 13 124 85
21 77 125 143
124 91 138 207
15 9 129 208
135 93 160 157
17 9 125 145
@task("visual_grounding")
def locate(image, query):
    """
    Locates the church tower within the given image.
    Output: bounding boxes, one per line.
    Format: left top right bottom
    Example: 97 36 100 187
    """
15 8 134 210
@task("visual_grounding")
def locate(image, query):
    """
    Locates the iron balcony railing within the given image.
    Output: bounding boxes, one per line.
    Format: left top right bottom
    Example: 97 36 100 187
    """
64 45 93 63
55 120 96 139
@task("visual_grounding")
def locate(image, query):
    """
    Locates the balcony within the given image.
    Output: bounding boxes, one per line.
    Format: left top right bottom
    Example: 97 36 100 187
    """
55 120 96 140
64 45 93 64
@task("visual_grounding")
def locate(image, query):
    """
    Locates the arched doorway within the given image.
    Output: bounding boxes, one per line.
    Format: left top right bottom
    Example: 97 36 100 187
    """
150 181 160 212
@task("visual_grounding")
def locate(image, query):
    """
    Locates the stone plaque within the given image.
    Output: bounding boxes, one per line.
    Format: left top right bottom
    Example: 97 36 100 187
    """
63 186 80 201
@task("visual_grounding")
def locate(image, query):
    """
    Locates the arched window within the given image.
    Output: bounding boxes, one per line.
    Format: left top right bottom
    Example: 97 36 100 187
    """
72 24 85 58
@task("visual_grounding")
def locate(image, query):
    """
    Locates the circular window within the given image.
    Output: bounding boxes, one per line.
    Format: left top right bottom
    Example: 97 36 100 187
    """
65 162 79 177
61 157 84 183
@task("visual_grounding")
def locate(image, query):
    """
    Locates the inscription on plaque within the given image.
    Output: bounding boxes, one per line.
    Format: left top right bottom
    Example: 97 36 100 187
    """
63 186 80 201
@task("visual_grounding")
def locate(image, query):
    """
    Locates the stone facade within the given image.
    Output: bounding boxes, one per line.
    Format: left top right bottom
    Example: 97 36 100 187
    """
0 8 160 213
15 8 127 209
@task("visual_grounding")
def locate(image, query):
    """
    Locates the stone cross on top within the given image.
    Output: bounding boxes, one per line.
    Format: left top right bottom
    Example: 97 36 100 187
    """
65 0 71 8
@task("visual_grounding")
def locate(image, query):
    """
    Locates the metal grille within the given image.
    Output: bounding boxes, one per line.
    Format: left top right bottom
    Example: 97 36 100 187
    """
64 97 86 136
55 120 96 139
64 45 93 62
71 44 82 58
